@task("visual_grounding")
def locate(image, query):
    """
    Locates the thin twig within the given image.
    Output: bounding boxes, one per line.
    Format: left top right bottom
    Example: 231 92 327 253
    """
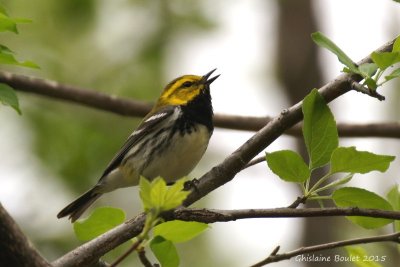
245 156 265 168
351 81 385 101
250 231 400 266
110 240 142 267
138 249 156 267
1 71 400 138
286 196 307 209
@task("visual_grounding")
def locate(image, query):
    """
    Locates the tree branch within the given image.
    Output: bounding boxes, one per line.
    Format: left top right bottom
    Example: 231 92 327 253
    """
53 214 146 267
52 37 396 267
1 71 400 138
168 207 400 222
0 203 51 267
250 231 400 266
0 71 151 116
53 206 400 267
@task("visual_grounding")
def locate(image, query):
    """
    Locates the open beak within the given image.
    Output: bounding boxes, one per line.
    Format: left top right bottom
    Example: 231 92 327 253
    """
202 68 220 85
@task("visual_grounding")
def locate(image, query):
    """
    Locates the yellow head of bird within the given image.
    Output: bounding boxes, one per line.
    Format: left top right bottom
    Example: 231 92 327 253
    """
155 69 219 108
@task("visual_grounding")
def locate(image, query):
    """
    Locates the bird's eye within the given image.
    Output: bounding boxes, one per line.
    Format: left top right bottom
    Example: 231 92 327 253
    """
182 81 193 88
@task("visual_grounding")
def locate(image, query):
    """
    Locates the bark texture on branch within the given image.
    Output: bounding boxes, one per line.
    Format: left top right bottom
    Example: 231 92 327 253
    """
0 203 51 267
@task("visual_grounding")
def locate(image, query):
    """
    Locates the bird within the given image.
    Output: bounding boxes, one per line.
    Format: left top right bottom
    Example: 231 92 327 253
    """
57 69 219 222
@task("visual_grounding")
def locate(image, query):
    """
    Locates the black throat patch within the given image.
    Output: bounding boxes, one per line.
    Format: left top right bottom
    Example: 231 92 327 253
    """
179 87 214 133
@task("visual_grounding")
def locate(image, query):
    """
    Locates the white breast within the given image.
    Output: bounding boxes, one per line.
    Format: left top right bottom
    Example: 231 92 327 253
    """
143 124 211 183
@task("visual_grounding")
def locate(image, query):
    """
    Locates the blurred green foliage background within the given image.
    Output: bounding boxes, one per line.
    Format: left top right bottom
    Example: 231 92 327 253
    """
4 0 215 191
1 0 230 266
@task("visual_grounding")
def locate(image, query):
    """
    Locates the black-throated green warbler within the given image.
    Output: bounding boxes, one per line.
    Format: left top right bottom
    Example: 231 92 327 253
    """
57 69 219 222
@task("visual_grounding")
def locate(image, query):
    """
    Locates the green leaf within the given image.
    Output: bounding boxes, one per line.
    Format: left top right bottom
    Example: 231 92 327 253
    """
358 63 378 77
302 89 338 169
371 51 400 70
330 147 395 174
0 83 21 114
393 36 400 52
0 13 17 33
333 187 393 229
150 178 168 210
0 9 31 33
363 78 377 91
153 220 208 243
387 185 400 210
0 44 39 68
139 177 189 213
333 174 353 186
139 176 152 211
345 246 383 267
12 18 32 24
313 174 353 194
73 207 125 241
163 178 190 211
342 67 352 73
311 32 359 73
150 236 179 267
385 68 400 82
386 185 400 231
342 67 353 73
0 44 13 54
0 6 9 16
266 150 310 182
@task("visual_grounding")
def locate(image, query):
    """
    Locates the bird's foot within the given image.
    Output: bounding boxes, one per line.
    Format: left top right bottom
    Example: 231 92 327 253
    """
183 178 200 192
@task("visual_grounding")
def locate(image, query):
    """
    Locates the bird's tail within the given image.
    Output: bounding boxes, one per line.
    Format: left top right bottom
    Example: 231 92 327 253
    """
57 187 102 222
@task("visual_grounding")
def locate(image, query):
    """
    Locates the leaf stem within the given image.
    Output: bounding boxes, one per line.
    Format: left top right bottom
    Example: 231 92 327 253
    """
300 183 307 195
375 69 385 83
311 173 353 195
308 195 332 201
110 212 160 267
308 173 332 196
305 176 311 194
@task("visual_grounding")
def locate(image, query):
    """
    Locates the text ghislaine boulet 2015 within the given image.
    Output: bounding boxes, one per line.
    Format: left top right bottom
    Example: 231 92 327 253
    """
294 254 387 263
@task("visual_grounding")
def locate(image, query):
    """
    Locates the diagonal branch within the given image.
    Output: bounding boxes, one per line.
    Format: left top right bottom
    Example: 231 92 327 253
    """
52 37 397 267
250 231 400 266
1 71 400 138
182 38 395 207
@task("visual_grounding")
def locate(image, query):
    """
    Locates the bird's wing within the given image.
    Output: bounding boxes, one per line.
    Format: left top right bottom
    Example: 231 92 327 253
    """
100 105 176 178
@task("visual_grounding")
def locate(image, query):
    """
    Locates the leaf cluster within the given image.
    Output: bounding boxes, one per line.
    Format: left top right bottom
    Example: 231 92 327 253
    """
266 89 397 230
266 84 400 266
138 177 207 267
0 5 38 114
312 32 400 91
73 177 207 267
